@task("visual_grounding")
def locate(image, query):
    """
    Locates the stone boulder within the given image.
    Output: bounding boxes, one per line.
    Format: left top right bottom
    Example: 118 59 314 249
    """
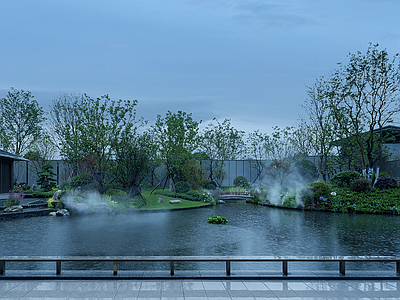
169 200 182 204
157 198 165 203
56 209 70 216
217 200 225 204
31 184 39 191
53 190 62 200
4 205 23 213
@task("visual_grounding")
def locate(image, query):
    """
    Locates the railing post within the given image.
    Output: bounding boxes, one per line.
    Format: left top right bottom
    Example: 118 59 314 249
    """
170 261 174 275
113 261 117 275
339 261 345 275
282 261 288 275
56 261 61 275
226 261 231 275
397 261 400 275
0 260 5 275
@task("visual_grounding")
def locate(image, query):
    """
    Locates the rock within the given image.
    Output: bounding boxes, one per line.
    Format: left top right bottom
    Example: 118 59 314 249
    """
53 190 62 200
4 205 23 213
31 184 39 191
157 198 165 203
56 209 70 217
217 200 225 204
49 212 57 216
169 200 181 204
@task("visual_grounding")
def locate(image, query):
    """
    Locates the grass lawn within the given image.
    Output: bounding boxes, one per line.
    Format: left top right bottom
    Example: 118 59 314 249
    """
136 191 211 211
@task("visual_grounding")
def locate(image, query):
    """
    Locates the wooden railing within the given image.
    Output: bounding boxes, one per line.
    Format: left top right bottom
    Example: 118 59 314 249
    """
1 256 399 276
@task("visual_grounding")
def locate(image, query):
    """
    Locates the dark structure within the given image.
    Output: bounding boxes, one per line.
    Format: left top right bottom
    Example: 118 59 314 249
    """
0 150 28 193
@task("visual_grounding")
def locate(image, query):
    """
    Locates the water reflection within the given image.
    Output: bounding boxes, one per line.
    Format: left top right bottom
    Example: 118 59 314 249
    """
2 203 400 270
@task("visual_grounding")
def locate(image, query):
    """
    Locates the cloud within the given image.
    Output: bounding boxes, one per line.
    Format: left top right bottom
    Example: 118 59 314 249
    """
232 1 314 29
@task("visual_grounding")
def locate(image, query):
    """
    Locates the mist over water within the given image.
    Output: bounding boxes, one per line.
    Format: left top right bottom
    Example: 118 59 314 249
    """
2 203 400 271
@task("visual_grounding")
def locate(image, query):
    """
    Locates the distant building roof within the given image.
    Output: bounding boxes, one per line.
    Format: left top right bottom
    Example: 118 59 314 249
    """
0 149 29 161
373 125 400 144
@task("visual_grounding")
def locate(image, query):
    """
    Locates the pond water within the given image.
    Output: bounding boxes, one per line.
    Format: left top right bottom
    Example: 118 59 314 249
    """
2 203 400 271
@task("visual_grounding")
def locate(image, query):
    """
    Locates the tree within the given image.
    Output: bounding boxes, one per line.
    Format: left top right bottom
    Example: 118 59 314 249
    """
50 93 139 192
246 130 268 183
264 126 297 187
0 88 45 155
113 130 159 197
200 118 245 186
151 111 201 192
330 43 400 172
23 132 58 177
36 163 57 191
302 78 341 181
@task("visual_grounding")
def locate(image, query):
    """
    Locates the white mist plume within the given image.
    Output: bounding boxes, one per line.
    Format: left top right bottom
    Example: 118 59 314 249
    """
258 166 313 207
64 191 110 213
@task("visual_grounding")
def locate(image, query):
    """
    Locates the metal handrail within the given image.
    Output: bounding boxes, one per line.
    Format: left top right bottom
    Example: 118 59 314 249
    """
1 255 399 276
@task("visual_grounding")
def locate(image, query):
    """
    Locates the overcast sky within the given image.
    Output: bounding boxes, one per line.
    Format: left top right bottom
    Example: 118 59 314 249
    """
1 0 400 134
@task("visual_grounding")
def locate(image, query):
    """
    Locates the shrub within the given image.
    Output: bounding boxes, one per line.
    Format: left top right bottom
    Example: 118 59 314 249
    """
233 176 249 187
375 176 398 190
59 181 72 190
350 178 371 192
70 173 92 189
206 183 216 190
175 181 190 193
140 182 153 190
5 190 25 207
282 196 296 208
308 180 332 201
32 191 55 198
36 164 57 191
299 186 314 206
207 215 228 224
105 189 127 199
330 171 360 187
182 159 207 190
13 186 23 193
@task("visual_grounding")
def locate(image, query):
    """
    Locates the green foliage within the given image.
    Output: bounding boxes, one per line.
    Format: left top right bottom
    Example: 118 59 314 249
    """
5 190 25 207
151 110 201 182
298 186 315 206
36 164 57 191
155 189 214 204
207 215 228 224
50 93 139 193
32 191 55 198
375 176 398 190
330 188 400 214
200 118 245 186
175 181 190 193
206 183 216 190
330 171 360 187
70 173 92 189
113 130 158 195
59 181 72 190
282 196 296 207
182 159 207 190
233 176 249 187
105 189 127 199
295 159 319 182
350 178 371 192
0 88 45 155
308 180 332 201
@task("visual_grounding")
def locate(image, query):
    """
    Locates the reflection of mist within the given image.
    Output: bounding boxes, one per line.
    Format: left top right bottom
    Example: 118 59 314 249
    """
3 204 400 272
